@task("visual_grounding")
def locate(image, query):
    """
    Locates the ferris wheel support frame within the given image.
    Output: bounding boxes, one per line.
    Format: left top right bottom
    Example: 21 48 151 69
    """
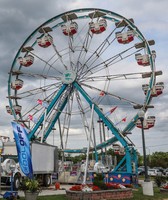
27 79 135 173
73 82 133 173
26 78 135 173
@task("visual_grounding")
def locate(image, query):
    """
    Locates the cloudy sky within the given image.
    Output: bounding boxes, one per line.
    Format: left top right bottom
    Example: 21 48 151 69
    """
0 0 167 154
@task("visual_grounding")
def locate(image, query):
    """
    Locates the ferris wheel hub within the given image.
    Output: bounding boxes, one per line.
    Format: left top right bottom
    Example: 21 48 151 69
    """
61 70 76 84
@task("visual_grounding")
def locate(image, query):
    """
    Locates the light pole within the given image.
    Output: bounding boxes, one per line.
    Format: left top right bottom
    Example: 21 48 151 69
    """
138 110 149 182
146 147 151 165
0 139 3 195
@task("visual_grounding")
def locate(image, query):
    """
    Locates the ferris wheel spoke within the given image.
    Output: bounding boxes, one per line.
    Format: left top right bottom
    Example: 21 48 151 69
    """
61 93 74 149
12 71 62 81
81 82 140 106
80 45 137 79
17 86 63 122
76 28 94 74
16 82 62 99
81 71 146 82
52 43 68 71
75 90 96 147
75 90 90 140
29 51 63 75
67 36 77 71
79 25 122 76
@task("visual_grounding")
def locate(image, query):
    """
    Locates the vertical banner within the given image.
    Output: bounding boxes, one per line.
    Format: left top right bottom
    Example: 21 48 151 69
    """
11 122 33 179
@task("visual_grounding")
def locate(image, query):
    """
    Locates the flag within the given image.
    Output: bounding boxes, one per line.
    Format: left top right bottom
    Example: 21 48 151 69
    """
122 117 127 122
115 117 127 126
28 114 38 123
37 99 48 108
99 91 105 96
37 99 43 105
105 106 117 117
11 122 33 179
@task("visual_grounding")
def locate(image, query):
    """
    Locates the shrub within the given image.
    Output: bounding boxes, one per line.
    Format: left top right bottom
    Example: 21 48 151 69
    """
93 173 108 190
20 177 40 193
154 176 168 187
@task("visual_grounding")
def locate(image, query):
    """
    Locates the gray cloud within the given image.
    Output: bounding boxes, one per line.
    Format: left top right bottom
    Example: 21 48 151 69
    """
0 0 167 153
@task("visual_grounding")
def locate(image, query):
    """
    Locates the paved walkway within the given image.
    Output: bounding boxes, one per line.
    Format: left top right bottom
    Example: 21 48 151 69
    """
0 184 72 198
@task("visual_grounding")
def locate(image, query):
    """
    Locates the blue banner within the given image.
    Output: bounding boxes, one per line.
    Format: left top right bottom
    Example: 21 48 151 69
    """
11 122 33 179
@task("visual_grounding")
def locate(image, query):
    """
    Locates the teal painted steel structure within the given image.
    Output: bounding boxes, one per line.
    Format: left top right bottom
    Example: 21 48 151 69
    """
28 84 67 140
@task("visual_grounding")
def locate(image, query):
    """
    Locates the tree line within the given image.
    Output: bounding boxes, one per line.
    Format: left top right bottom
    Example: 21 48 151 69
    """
62 148 168 169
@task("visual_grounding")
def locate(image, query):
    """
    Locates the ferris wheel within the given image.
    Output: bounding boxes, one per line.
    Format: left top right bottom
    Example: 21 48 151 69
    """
7 8 163 168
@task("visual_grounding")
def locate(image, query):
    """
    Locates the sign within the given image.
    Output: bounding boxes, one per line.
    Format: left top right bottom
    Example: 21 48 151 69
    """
62 70 76 84
0 139 3 155
11 122 33 179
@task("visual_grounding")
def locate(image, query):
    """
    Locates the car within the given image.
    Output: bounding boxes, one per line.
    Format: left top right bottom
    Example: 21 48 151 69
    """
138 168 145 175
148 169 162 176
153 167 164 174
138 166 150 175
163 168 168 176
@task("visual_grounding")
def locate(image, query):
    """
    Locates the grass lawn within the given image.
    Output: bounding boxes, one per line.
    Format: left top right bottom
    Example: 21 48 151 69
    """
15 187 168 200
0 195 67 200
133 187 168 200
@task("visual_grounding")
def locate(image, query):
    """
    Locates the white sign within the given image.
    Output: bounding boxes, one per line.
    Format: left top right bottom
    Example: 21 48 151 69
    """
62 70 76 84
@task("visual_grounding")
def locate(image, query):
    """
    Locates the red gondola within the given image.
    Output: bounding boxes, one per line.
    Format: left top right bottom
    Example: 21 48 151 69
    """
18 55 34 67
116 30 134 44
11 79 24 90
142 82 164 97
13 105 22 115
61 22 78 36
37 34 53 48
135 53 150 66
136 116 155 129
89 19 107 34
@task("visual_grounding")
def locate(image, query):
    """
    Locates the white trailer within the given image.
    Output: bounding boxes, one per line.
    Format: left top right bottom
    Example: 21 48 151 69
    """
1 141 58 190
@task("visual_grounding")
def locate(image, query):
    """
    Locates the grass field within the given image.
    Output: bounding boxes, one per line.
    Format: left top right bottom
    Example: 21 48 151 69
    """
14 187 168 200
133 188 168 200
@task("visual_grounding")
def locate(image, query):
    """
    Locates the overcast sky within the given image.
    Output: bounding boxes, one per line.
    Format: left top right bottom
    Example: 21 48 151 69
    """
0 0 167 154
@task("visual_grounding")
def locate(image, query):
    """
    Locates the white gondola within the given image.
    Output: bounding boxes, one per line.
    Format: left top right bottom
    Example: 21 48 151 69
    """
37 34 53 48
61 22 78 36
89 19 107 34
142 82 164 97
13 105 22 115
11 79 24 90
136 116 155 129
6 106 12 115
116 30 134 44
135 53 150 66
18 55 34 67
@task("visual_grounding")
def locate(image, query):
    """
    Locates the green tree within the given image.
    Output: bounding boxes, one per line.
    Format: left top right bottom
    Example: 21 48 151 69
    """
150 152 168 168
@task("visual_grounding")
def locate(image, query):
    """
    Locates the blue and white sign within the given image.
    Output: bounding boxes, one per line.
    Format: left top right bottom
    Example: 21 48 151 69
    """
0 139 3 155
11 122 33 179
